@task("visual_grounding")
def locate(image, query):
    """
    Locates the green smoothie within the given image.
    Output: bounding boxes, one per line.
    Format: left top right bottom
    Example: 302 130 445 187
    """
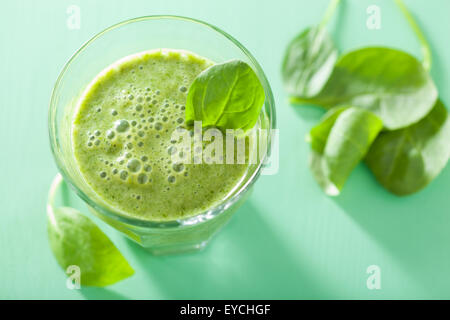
72 49 252 221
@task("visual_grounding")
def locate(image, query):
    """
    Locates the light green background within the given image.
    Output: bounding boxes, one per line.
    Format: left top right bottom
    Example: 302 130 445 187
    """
1 0 450 299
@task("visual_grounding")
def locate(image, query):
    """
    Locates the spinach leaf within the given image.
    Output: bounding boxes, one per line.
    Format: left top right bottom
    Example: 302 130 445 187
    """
292 47 438 130
309 107 383 195
281 0 340 97
47 175 134 287
185 59 265 131
281 25 338 97
365 99 450 195
308 105 348 153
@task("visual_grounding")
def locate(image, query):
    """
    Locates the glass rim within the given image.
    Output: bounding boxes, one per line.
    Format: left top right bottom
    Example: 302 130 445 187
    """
49 15 276 229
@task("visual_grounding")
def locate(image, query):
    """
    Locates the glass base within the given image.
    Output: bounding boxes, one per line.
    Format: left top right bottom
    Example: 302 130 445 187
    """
88 188 251 255
145 240 208 255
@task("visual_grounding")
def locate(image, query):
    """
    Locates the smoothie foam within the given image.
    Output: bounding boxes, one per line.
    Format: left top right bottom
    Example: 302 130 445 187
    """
72 49 252 221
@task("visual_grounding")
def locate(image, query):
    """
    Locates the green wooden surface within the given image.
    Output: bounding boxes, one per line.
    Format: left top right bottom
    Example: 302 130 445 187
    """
1 0 450 299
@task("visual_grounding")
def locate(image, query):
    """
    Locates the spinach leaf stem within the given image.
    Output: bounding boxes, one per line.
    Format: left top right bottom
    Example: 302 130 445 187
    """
395 0 432 71
319 0 342 29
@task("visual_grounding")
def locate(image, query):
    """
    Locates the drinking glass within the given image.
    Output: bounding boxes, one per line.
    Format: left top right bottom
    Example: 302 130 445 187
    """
49 16 276 255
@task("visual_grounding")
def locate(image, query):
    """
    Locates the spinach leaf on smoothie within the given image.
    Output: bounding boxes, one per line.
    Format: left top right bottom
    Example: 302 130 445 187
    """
47 175 134 287
185 59 265 131
309 107 383 195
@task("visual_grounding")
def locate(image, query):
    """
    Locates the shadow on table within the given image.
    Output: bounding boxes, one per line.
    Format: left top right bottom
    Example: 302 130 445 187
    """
333 165 450 296
290 103 325 123
126 200 335 299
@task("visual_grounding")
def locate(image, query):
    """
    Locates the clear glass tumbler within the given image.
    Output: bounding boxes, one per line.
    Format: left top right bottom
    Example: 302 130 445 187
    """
49 16 276 255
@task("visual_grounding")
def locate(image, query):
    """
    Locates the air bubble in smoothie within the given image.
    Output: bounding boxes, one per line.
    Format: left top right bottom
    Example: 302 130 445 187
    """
127 159 141 172
119 170 128 180
106 130 115 139
115 119 130 132
137 173 148 184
